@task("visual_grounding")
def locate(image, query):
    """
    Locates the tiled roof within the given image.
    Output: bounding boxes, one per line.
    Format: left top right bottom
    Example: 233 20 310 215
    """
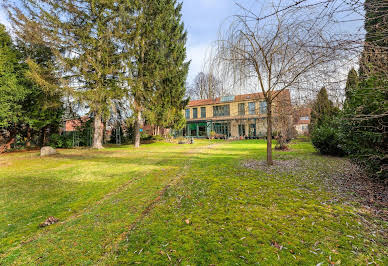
187 92 267 107
295 120 310 125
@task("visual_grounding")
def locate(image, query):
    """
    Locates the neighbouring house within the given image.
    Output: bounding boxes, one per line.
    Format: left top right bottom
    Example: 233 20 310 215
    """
62 116 90 132
181 90 292 139
293 107 311 135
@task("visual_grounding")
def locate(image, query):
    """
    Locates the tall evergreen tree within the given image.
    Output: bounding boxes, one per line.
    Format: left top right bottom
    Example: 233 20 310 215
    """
359 0 388 77
310 87 337 130
19 43 64 146
119 0 189 147
344 67 359 103
7 0 124 149
145 0 189 133
0 24 27 151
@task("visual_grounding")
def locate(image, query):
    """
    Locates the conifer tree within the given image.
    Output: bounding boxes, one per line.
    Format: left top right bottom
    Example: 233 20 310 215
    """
119 0 189 146
145 0 189 133
7 0 124 149
310 87 337 130
344 67 359 103
0 24 27 151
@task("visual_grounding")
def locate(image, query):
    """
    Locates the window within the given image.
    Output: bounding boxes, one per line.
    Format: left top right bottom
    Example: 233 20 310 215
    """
300 116 309 121
213 105 230 117
249 124 256 136
193 108 198 119
185 109 190 119
248 102 255 115
238 103 245 115
201 107 206 118
259 101 267 114
238 124 246 136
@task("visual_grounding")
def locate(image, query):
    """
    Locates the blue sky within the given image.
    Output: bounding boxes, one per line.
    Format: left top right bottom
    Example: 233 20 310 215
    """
0 0 363 87
0 1 254 85
182 0 257 83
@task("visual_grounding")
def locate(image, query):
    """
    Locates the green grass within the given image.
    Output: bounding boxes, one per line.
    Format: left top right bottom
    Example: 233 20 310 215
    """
0 140 386 265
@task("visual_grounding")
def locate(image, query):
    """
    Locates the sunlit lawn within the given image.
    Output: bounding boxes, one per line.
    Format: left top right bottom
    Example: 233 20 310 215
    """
0 139 386 264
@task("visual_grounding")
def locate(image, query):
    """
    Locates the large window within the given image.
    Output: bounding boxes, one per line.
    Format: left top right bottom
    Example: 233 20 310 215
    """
185 109 190 119
201 107 206 118
238 103 245 115
193 108 198 118
248 102 256 115
249 124 256 136
259 101 267 114
213 105 230 117
238 124 246 136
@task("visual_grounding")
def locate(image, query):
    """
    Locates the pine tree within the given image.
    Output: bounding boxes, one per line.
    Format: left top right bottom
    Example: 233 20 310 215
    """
145 0 189 132
359 0 388 77
18 43 64 146
310 87 337 130
344 67 359 103
8 0 124 149
119 0 189 146
0 24 28 152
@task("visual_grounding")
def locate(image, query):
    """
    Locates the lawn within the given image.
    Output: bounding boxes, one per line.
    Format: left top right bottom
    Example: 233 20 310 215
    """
0 140 386 265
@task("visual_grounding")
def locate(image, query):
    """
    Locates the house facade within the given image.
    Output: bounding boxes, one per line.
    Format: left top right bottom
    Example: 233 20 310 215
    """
293 107 311 135
182 90 292 139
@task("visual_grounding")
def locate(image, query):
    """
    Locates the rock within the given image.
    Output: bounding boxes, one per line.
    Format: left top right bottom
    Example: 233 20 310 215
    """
39 216 59 227
40 146 57 156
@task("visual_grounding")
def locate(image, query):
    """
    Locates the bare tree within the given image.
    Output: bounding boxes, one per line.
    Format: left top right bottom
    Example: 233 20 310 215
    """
215 4 340 165
187 72 223 100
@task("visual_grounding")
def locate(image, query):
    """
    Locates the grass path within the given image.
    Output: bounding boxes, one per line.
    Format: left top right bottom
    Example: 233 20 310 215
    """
0 140 386 265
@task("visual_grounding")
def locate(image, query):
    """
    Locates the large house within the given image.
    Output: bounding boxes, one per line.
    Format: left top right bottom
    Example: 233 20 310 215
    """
182 90 292 138
293 107 311 135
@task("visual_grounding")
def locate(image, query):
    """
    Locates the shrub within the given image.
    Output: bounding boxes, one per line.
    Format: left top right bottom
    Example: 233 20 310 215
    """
310 118 346 156
49 133 73 148
151 135 165 141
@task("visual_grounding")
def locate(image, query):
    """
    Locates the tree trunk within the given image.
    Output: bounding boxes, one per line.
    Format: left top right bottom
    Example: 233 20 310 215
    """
26 126 32 148
266 101 273 165
92 113 104 149
0 130 16 153
134 108 141 148
39 126 49 147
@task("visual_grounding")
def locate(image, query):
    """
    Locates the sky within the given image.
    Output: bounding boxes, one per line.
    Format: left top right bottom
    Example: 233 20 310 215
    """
0 0 363 92
182 0 258 84
0 0 252 85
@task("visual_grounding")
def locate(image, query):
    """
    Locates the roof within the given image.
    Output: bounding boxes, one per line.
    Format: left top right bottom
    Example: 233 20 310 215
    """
187 92 269 107
295 120 310 125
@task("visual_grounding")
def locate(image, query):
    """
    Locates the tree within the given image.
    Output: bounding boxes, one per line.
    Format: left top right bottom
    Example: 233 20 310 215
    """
359 0 388 78
7 0 124 149
188 72 223 100
344 68 359 102
19 43 64 147
119 0 189 147
0 24 27 152
216 5 337 165
310 87 337 130
309 87 344 156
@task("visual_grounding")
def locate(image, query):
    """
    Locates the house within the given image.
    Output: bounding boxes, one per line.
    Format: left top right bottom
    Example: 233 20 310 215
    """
293 107 311 135
62 116 90 132
182 90 292 138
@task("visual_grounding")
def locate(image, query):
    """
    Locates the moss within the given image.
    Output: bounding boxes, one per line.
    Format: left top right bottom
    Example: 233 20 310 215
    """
0 140 386 264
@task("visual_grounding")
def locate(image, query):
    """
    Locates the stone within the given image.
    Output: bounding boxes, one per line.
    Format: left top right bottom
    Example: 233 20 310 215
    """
40 146 57 156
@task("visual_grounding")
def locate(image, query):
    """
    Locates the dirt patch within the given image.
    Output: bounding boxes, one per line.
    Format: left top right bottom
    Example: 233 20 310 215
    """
241 159 301 174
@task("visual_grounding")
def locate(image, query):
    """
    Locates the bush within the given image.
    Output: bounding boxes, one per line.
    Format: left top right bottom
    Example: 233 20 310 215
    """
151 135 165 141
49 133 73 148
140 133 152 141
310 119 346 156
